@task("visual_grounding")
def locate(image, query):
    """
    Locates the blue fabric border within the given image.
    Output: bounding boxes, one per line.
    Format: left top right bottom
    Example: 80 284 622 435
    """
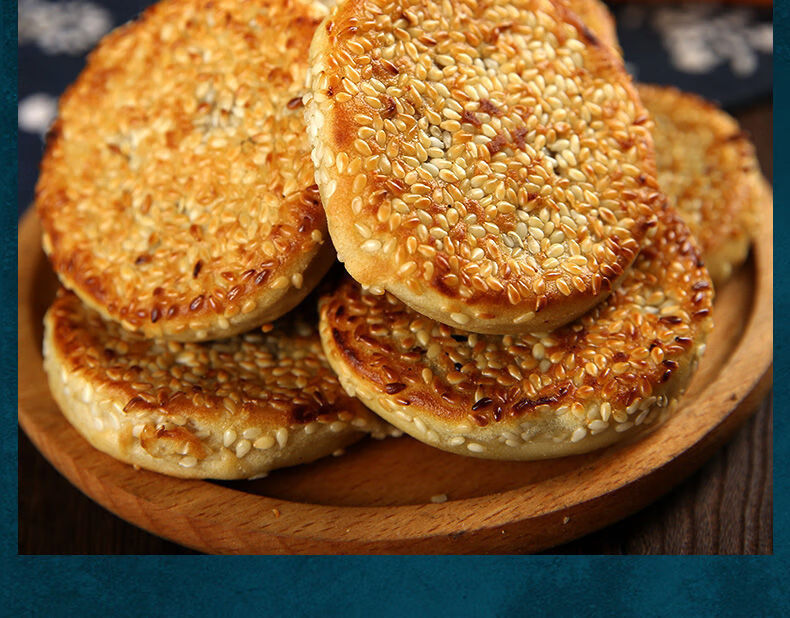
3 0 17 561
5 1 787 616
3 556 788 615
772 0 788 582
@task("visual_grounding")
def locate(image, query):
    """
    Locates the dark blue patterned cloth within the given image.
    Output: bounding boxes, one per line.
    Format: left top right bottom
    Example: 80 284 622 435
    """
17 0 773 215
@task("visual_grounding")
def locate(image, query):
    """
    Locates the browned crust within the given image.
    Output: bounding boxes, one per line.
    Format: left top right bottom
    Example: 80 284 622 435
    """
43 289 393 479
307 0 659 335
37 0 334 341
319 205 713 459
639 83 767 284
559 0 620 54
46 289 379 428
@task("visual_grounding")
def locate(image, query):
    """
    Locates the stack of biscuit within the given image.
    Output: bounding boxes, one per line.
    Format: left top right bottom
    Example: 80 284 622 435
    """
36 0 771 479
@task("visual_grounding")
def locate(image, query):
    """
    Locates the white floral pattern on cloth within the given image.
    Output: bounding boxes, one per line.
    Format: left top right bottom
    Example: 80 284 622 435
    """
19 0 113 55
18 93 58 137
620 4 773 78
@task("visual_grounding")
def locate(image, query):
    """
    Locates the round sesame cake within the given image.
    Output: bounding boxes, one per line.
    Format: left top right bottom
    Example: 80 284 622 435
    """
37 0 335 342
43 289 394 480
306 0 659 335
319 205 713 460
639 84 768 284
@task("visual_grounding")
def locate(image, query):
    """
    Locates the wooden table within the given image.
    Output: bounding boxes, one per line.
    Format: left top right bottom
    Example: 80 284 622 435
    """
17 103 773 555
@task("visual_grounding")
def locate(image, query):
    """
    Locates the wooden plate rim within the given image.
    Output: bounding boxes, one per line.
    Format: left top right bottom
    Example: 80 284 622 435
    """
18 204 773 553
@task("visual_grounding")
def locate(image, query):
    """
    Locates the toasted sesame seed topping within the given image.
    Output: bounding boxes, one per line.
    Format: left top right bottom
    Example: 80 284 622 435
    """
44 289 388 477
639 84 767 284
558 0 621 52
37 0 334 341
319 206 713 459
307 0 659 334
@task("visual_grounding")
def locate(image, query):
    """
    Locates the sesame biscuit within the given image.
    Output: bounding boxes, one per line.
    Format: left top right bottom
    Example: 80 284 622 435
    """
37 0 335 342
639 84 768 284
43 290 394 480
319 206 713 460
306 0 659 335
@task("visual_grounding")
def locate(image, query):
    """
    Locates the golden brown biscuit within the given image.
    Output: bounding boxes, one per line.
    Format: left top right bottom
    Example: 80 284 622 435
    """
37 0 334 341
306 0 660 335
319 206 713 460
44 290 393 479
639 84 768 284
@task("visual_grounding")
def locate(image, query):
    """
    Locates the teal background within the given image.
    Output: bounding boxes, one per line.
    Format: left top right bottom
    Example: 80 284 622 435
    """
3 0 17 576
4 557 788 615
5 1 786 614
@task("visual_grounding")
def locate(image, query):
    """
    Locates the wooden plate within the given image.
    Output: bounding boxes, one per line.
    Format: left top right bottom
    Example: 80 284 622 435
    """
18 205 772 554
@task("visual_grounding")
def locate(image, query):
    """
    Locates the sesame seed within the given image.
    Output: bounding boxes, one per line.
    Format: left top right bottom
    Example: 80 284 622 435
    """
570 427 587 443
223 429 237 448
242 427 262 440
235 439 252 458
254 435 276 450
271 276 290 290
275 427 289 447
361 239 382 253
450 312 470 325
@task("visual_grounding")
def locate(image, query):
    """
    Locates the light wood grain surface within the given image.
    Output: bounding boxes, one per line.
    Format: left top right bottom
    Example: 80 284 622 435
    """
18 103 773 555
19 395 771 554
